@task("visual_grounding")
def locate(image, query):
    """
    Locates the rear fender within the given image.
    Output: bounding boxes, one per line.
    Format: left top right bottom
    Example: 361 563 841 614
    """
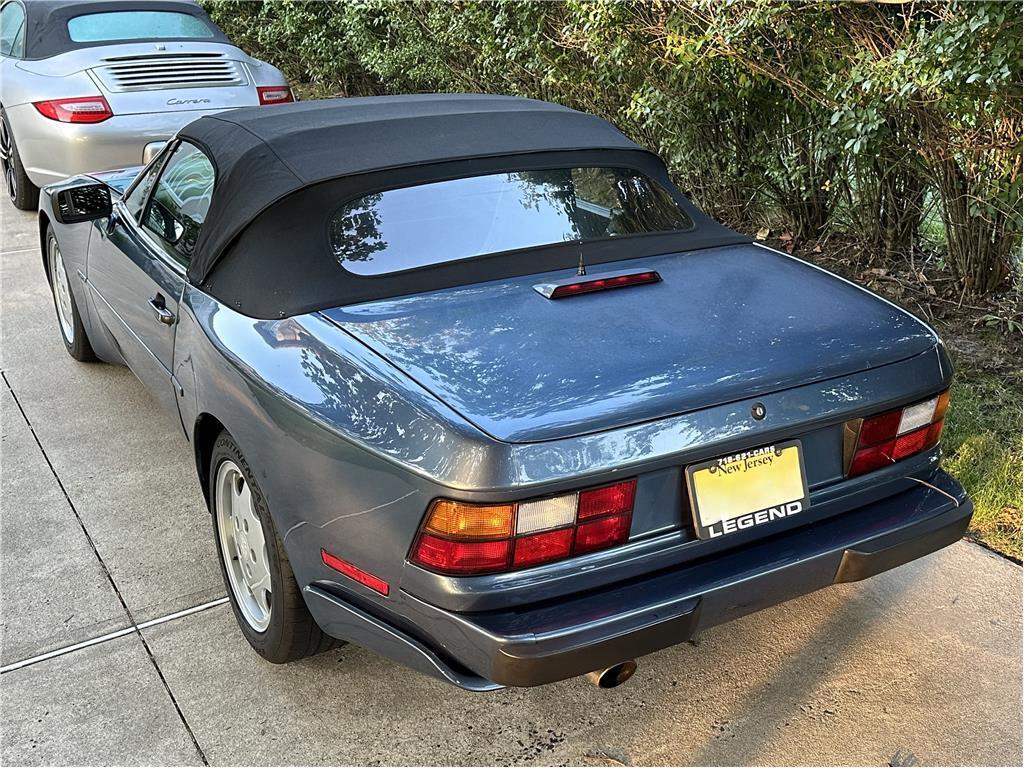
174 287 502 604
5 68 98 109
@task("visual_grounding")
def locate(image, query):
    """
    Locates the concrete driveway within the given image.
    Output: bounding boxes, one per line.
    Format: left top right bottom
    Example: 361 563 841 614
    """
1 195 1021 767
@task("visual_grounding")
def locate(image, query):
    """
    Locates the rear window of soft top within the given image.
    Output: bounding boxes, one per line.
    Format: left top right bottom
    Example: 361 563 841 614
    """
67 11 215 43
329 166 694 276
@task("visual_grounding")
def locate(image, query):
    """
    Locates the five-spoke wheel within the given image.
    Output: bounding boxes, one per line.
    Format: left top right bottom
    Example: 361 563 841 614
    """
209 431 335 662
0 114 17 202
45 226 96 362
48 234 76 346
215 459 272 631
0 109 39 210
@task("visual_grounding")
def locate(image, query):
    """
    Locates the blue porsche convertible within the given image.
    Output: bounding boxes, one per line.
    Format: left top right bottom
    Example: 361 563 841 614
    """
39 95 971 690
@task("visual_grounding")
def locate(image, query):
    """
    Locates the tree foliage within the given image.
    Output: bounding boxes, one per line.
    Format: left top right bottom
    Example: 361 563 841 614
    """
206 0 1022 295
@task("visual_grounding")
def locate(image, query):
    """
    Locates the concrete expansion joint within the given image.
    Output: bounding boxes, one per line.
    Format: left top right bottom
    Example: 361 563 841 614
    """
1 370 214 765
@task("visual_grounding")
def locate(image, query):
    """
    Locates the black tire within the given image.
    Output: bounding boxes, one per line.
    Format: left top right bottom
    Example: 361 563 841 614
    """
1 109 40 211
209 430 336 663
45 226 97 362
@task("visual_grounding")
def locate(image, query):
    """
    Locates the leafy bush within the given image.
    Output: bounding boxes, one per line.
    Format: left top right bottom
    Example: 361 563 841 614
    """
205 0 1022 295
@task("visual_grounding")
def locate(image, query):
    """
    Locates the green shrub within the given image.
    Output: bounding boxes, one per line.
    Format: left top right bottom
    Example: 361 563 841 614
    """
944 369 1023 559
204 0 1022 295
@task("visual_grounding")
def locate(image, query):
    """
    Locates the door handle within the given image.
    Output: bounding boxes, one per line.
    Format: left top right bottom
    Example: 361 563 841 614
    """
148 294 176 326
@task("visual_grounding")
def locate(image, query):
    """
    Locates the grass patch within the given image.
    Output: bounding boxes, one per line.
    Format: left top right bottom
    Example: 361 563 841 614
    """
943 364 1022 560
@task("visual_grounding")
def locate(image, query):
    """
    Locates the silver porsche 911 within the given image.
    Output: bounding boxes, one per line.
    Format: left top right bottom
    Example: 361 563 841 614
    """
0 0 290 210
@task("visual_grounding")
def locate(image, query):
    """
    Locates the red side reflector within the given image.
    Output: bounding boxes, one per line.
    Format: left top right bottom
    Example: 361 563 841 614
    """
411 534 510 574
512 528 574 568
33 96 113 124
321 549 390 595
549 271 660 299
257 86 295 105
573 513 631 555
577 480 637 520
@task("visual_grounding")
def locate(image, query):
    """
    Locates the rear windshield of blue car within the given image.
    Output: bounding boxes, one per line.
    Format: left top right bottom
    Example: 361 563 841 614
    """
67 12 216 42
328 167 694 276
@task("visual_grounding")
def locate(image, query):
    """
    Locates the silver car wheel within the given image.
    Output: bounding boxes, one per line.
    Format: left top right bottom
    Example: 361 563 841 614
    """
0 118 16 201
215 460 272 632
48 237 75 345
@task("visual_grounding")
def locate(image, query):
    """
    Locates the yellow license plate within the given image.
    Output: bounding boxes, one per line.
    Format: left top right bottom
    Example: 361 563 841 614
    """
685 440 810 539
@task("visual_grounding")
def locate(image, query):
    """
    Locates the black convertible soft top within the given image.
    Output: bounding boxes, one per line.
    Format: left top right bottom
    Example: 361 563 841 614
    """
175 95 748 317
182 95 647 282
20 0 228 60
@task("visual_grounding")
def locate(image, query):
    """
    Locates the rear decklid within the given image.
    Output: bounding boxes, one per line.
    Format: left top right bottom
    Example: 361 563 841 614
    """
89 47 255 114
18 43 258 115
321 244 938 443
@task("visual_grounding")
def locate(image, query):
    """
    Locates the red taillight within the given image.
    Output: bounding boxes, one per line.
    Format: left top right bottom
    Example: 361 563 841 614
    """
578 481 636 520
410 479 637 575
512 528 574 568
846 392 949 478
412 535 511 574
257 85 295 105
548 271 660 299
573 513 632 555
33 96 112 124
321 549 390 595
856 409 902 447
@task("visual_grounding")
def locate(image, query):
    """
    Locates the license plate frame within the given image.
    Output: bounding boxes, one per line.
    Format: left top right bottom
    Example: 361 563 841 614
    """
685 440 810 540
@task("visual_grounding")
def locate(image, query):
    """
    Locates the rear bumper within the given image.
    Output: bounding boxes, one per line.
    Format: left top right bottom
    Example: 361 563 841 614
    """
306 470 971 689
7 104 234 186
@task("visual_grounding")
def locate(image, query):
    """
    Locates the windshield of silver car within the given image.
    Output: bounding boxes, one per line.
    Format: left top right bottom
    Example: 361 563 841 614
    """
328 167 694 276
67 12 216 42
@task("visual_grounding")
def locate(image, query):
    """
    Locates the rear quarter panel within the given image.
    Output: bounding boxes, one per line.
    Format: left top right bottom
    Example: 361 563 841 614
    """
175 288 510 610
2 64 99 108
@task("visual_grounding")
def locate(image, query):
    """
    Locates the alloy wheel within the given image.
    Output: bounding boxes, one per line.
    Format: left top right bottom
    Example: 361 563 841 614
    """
0 119 16 201
215 460 272 632
48 237 75 344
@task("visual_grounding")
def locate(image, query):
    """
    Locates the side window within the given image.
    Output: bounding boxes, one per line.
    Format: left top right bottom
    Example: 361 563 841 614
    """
0 2 26 58
123 159 164 222
141 142 215 268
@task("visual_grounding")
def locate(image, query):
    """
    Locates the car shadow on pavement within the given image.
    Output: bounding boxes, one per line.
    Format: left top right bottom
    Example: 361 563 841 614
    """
258 560 930 766
684 576 919 766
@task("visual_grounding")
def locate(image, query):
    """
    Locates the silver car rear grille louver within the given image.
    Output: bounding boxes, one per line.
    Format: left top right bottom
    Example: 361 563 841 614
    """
93 53 247 92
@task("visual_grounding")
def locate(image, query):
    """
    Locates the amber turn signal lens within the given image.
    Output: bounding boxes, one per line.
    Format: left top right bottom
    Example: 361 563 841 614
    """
423 500 515 540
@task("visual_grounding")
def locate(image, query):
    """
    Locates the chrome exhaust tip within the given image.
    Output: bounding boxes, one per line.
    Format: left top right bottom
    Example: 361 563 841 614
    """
585 660 637 688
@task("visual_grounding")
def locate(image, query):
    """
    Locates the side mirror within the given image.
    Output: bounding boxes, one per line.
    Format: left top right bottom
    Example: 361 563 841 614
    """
51 183 112 225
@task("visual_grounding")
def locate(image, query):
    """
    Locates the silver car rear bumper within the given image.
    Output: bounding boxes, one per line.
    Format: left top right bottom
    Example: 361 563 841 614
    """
7 104 230 187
